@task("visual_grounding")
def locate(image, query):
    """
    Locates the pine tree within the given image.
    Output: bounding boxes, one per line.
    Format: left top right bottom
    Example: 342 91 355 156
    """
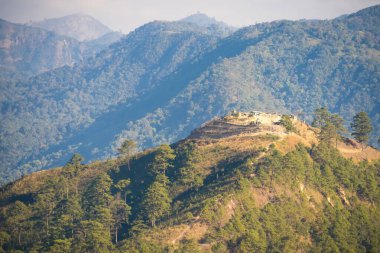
330 114 347 148
111 198 131 244
351 112 372 150
312 107 330 129
52 196 83 239
49 239 72 253
312 108 346 146
176 142 203 190
35 183 58 238
62 153 84 196
68 153 84 167
141 174 171 227
83 173 113 220
5 201 32 247
114 179 131 204
77 173 114 251
178 165 203 190
150 144 175 175
118 139 137 170
77 220 114 253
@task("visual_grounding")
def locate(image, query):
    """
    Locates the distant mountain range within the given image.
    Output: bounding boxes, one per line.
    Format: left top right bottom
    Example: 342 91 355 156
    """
0 7 379 183
0 15 122 80
180 12 229 27
30 13 113 41
0 19 83 79
179 12 235 37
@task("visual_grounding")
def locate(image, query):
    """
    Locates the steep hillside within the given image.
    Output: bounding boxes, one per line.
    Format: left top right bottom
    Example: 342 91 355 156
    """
82 31 123 56
0 19 83 79
0 21 222 183
1 6 379 184
31 13 112 41
0 113 379 252
0 16 122 81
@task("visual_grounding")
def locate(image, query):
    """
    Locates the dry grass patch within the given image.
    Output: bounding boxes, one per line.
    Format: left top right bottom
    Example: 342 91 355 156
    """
337 139 380 162
144 221 209 246
0 167 62 199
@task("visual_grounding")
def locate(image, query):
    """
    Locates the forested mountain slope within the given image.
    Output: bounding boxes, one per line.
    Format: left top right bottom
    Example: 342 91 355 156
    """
0 16 122 81
0 6 379 184
0 113 379 252
0 19 83 79
0 21 223 183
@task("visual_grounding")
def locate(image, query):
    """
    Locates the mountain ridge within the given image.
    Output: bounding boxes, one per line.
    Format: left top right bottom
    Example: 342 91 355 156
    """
0 5 379 184
0 18 83 79
30 13 112 41
0 111 379 252
0 17 123 80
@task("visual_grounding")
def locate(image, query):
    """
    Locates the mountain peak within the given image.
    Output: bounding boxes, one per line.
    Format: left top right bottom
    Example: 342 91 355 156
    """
31 13 112 41
180 12 228 28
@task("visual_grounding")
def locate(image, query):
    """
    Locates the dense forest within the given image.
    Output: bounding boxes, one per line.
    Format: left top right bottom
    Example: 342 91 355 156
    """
1 6 379 184
0 110 379 252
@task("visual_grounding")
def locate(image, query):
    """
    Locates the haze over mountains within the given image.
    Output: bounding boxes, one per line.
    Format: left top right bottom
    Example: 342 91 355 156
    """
0 6 379 183
0 19 82 79
31 13 113 41
0 14 122 80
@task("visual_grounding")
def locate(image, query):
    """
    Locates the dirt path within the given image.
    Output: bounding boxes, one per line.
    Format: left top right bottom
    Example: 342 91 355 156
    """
171 225 190 244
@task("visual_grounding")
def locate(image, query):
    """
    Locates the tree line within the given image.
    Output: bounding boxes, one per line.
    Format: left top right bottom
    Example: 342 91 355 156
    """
311 108 373 150
0 108 377 252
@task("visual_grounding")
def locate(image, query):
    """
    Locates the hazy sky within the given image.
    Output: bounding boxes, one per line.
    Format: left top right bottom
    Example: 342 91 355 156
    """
0 0 379 33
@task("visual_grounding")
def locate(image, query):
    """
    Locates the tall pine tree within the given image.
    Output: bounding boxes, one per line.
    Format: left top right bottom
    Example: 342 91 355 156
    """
141 174 171 227
351 112 372 150
150 144 175 175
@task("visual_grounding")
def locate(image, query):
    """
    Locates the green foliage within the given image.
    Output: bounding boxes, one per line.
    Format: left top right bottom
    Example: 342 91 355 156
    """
150 144 176 175
351 112 373 149
62 153 84 197
83 172 113 219
48 239 72 253
312 108 346 146
0 231 10 253
52 196 83 240
118 139 137 157
114 179 131 203
111 198 131 243
76 220 114 253
118 139 137 170
200 195 225 226
174 239 202 253
0 111 380 252
67 153 84 167
119 237 165 253
2 6 379 186
279 114 297 133
4 201 31 247
140 174 171 227
175 142 204 191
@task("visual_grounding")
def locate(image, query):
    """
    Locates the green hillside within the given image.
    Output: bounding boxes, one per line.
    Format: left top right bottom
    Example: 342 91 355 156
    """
0 6 379 184
0 113 379 252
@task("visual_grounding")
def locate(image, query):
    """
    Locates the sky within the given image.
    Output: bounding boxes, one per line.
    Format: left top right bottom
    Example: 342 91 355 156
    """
0 0 379 33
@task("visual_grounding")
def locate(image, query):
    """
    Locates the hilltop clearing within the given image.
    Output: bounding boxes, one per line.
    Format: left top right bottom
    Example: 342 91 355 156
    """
0 112 379 252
